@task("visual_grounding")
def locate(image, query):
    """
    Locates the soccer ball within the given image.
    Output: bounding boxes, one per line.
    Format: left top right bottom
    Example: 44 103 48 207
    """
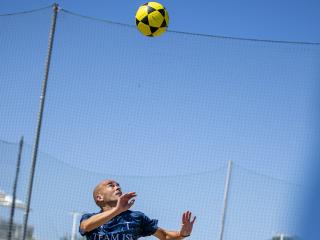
135 2 169 37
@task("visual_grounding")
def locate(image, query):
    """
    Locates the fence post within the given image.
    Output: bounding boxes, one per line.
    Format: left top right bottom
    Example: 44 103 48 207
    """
7 136 24 240
21 4 59 240
219 160 233 240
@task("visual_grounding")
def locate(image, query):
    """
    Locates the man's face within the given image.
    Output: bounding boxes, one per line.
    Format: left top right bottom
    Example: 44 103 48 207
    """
95 180 122 205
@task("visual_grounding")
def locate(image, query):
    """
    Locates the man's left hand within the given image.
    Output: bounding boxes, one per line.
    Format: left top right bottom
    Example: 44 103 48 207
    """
180 211 196 237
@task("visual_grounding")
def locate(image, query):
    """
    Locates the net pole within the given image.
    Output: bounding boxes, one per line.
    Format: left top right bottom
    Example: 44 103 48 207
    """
7 136 24 240
70 212 82 240
219 160 233 240
21 4 59 240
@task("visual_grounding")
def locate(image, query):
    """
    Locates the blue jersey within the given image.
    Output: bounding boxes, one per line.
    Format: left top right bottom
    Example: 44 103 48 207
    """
79 210 158 240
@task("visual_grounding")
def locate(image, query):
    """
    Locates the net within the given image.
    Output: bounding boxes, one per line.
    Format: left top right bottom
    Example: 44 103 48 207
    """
1 6 320 240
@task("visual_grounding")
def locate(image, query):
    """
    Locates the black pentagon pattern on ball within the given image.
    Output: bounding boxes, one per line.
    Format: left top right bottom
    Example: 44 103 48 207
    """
158 9 165 17
147 6 156 14
160 19 167 27
141 15 149 25
149 26 159 34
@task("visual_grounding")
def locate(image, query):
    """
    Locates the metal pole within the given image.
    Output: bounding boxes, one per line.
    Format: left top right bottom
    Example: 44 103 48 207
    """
7 136 24 240
219 160 233 240
22 4 59 240
70 212 82 240
280 234 284 240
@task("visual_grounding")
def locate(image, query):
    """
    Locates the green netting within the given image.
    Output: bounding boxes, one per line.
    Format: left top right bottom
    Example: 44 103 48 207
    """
1 5 320 240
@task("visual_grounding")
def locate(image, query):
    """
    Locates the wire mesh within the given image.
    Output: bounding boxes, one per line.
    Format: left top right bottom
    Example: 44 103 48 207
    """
1 6 320 240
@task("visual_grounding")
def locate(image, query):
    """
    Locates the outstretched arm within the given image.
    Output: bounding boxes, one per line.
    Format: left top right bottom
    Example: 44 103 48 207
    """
153 211 196 240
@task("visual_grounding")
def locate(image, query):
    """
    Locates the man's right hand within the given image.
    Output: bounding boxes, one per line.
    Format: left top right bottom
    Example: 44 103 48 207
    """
115 192 137 213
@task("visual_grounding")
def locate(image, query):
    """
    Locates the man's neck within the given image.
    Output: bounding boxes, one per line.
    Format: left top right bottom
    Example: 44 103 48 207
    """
101 202 117 212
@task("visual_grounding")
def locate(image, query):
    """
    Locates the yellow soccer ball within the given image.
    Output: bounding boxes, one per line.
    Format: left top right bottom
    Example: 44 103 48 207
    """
135 2 169 37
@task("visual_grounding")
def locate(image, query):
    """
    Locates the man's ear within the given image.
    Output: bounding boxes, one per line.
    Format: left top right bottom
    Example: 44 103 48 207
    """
96 194 103 202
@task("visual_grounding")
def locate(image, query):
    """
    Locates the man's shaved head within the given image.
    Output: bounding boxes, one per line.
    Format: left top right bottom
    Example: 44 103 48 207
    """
92 179 122 208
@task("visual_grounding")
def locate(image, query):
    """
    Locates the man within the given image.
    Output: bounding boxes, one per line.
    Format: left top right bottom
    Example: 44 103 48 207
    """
79 179 196 240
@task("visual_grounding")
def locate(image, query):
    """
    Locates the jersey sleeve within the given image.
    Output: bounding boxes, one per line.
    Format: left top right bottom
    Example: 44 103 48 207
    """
79 213 94 236
140 213 159 236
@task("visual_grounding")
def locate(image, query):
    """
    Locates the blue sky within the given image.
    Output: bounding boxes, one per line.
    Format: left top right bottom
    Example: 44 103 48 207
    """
1 1 320 240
